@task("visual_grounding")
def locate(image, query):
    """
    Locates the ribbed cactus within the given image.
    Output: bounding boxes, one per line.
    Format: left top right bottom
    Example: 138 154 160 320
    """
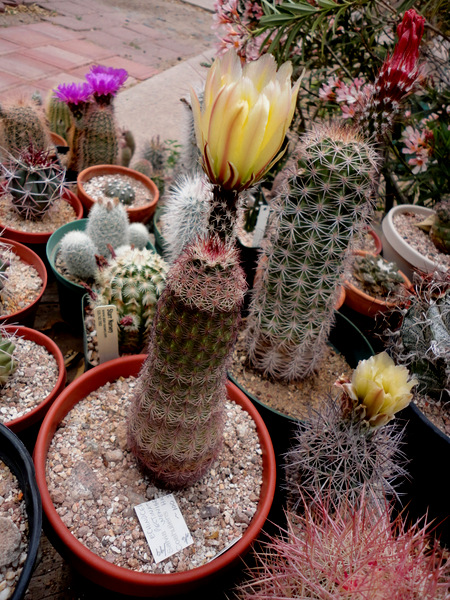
130 158 152 179
127 237 247 489
0 334 16 386
0 99 51 158
430 198 450 254
244 123 379 381
0 250 10 295
86 197 130 257
178 92 203 175
91 246 168 354
161 172 211 263
118 129 135 167
1 144 65 221
60 231 98 280
103 178 135 205
45 90 72 141
77 103 119 171
128 223 150 250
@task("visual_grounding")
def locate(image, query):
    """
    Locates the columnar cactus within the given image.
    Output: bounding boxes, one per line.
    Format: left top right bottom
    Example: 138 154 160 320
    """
161 172 211 263
77 102 119 171
45 90 72 141
244 123 379 380
127 237 246 488
86 197 130 257
60 231 98 280
91 246 169 354
430 198 450 254
1 144 65 221
0 99 51 158
0 334 16 385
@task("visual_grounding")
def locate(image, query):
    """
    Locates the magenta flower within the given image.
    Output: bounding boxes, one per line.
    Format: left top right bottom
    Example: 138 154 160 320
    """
85 65 128 104
88 65 128 88
53 82 92 105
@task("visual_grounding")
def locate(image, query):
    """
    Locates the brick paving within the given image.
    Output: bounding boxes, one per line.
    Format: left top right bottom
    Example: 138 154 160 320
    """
0 0 215 99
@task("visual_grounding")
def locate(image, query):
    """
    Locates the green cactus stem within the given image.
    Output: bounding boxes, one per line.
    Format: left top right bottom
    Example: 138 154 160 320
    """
45 90 72 141
0 100 51 158
103 179 135 205
430 198 450 254
127 236 247 489
0 334 16 385
77 103 119 172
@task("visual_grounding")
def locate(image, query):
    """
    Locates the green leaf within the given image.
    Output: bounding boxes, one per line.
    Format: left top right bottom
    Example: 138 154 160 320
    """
316 0 338 8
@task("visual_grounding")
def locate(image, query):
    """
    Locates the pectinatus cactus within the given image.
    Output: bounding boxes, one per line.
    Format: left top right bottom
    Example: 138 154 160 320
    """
244 123 379 381
60 231 98 280
90 245 168 354
285 352 416 511
1 144 65 221
430 198 450 254
352 254 405 298
103 178 135 205
0 98 52 158
86 196 130 257
0 332 16 385
127 237 247 488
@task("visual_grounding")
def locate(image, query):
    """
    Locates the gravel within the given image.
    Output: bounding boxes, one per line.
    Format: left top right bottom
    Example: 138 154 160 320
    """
82 175 154 209
0 194 77 233
0 249 43 317
46 376 263 574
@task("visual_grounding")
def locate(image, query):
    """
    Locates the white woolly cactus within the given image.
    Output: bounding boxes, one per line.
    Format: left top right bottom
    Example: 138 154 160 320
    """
244 123 380 381
60 231 98 280
128 222 150 250
86 197 130 257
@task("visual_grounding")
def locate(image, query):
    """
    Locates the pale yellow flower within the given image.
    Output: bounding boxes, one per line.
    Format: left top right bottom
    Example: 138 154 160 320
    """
190 49 300 191
342 352 417 428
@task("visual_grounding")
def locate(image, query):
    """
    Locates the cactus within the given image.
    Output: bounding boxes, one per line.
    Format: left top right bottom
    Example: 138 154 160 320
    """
127 237 247 489
118 129 136 167
130 158 152 178
91 246 169 354
103 178 135 205
45 90 72 141
161 172 211 263
0 99 52 158
0 248 10 296
60 231 98 280
1 144 65 221
128 223 150 250
77 102 119 171
352 254 405 298
430 198 450 254
178 93 203 175
86 196 130 257
244 123 379 381
0 333 16 386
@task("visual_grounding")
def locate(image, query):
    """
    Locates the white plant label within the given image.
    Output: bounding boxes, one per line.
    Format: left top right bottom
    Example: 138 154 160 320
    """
252 205 270 247
135 494 193 563
93 305 119 364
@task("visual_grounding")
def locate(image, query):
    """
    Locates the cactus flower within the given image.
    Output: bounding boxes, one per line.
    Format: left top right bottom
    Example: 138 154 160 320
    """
53 82 92 105
340 352 417 428
190 49 299 191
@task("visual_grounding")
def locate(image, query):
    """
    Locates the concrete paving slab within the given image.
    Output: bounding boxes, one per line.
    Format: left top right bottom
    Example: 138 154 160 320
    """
180 0 215 12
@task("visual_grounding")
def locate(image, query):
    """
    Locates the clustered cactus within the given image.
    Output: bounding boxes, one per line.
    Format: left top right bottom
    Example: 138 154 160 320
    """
244 123 379 381
430 198 450 254
1 144 66 221
352 254 405 298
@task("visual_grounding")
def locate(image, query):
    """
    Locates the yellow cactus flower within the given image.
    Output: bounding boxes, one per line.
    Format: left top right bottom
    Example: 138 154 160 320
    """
342 352 417 428
190 49 300 191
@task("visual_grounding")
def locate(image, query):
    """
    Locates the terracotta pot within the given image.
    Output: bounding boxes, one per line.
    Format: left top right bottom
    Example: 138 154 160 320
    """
50 131 68 147
0 238 47 327
1 325 66 433
344 250 412 318
33 356 276 597
77 165 159 224
0 189 83 247
367 227 382 254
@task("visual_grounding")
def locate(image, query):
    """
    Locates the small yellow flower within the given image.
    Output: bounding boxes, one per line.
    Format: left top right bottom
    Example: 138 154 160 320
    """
190 49 300 191
342 352 417 428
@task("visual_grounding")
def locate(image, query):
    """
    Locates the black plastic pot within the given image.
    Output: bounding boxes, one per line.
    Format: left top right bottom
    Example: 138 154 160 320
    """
0 423 42 600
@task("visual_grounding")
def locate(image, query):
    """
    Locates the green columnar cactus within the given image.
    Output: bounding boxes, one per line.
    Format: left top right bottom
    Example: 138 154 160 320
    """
161 173 210 263
103 179 135 205
91 246 168 354
1 145 65 221
77 103 119 172
244 123 379 381
86 197 130 257
0 334 16 385
0 100 51 158
127 237 247 489
45 91 72 141
430 198 450 254
60 231 98 280
118 129 136 168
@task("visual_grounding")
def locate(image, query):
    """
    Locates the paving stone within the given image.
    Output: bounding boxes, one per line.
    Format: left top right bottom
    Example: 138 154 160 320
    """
26 21 85 41
0 53 58 80
0 70 25 92
20 45 92 70
53 39 115 61
0 25 54 47
96 56 160 81
31 71 87 95
40 15 92 31
0 38 20 55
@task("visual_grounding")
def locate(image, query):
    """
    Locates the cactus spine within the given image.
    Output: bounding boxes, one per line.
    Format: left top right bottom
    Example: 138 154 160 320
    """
91 246 168 354
45 90 72 141
0 334 16 385
244 123 379 380
103 178 135 205
86 197 130 257
127 237 246 489
128 223 150 250
0 100 51 158
60 231 98 280
77 103 119 172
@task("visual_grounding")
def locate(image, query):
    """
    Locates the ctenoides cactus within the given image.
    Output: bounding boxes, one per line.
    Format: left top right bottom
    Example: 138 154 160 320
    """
91 246 169 354
244 123 379 381
0 99 51 158
0 333 16 386
1 144 65 221
127 237 246 489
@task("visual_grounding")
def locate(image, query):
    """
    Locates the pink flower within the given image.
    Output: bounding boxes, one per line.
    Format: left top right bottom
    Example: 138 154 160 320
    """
408 148 429 173
85 65 128 104
319 76 339 101
53 82 92 105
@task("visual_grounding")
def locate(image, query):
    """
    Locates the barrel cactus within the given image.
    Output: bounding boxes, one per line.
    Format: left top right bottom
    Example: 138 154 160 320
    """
103 178 135 205
90 246 168 354
86 196 130 257
0 99 51 158
430 198 450 254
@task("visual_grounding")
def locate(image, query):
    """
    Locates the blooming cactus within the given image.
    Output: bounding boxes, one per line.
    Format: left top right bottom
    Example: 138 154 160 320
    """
190 48 299 192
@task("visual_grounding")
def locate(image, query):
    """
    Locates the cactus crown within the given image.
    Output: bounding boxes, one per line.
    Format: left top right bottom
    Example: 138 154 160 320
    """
352 254 405 297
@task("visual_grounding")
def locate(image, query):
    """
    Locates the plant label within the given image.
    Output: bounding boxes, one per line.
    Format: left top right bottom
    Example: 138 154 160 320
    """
252 205 270 247
93 305 119 364
135 494 193 563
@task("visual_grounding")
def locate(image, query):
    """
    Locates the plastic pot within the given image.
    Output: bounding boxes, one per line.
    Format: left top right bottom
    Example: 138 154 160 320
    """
1 325 66 434
77 165 159 224
0 422 42 600
0 238 47 328
33 355 276 597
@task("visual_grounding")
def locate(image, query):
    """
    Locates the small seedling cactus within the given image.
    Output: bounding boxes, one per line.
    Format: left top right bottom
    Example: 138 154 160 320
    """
60 231 98 280
352 254 405 298
103 179 135 205
1 144 65 221
430 198 450 254
0 332 16 385
128 223 150 250
86 196 130 257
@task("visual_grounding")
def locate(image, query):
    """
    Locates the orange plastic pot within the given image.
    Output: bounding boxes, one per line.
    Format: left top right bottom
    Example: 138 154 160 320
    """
0 238 47 327
2 325 66 433
344 251 412 318
77 165 159 224
33 356 276 597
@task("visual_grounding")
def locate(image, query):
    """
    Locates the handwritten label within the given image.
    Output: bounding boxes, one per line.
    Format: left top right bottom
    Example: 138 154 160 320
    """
134 494 193 563
93 305 119 364
252 205 270 247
